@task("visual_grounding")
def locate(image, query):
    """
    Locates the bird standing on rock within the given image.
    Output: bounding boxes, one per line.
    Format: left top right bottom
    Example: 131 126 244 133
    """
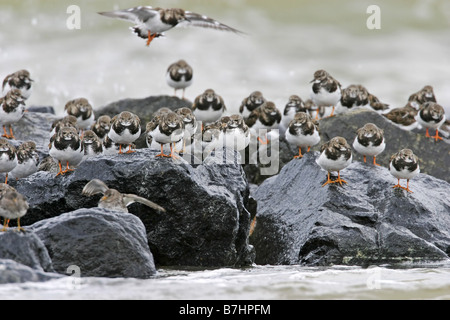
352 123 385 166
285 112 320 159
246 101 281 145
108 111 141 154
91 115 111 139
0 183 28 232
49 126 83 177
389 149 420 193
2 70 33 100
0 89 27 140
192 89 226 126
239 91 266 120
415 102 446 142
9 141 39 180
64 98 95 132
146 111 184 158
98 6 243 46
82 179 166 213
0 139 17 184
310 70 342 119
316 136 352 187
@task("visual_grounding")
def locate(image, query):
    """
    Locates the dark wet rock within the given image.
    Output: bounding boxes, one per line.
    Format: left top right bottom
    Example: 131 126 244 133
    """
250 152 450 266
0 231 54 272
27 106 55 114
30 207 157 278
0 259 63 284
13 148 254 268
244 109 450 185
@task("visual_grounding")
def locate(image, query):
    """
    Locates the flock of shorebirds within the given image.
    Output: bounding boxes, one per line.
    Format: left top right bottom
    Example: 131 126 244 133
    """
0 6 448 232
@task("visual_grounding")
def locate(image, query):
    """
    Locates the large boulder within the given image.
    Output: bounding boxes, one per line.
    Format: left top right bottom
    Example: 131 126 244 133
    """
250 152 450 266
12 148 255 268
0 231 54 272
30 208 157 278
244 109 450 185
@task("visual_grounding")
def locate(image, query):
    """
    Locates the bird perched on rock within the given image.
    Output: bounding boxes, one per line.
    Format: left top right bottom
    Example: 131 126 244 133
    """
201 118 227 154
246 101 281 144
352 123 385 166
0 89 26 140
389 149 420 193
310 69 342 119
98 6 243 46
9 141 39 180
102 135 135 156
146 111 184 158
383 103 418 131
0 139 17 184
50 115 79 140
223 114 250 151
49 126 83 177
175 107 197 153
0 183 28 232
316 136 352 187
367 93 389 113
280 95 306 135
108 111 141 154
408 85 436 110
64 98 95 131
239 91 266 120
335 84 369 114
285 112 320 159
2 70 33 100
82 179 166 213
81 130 103 160
166 59 193 99
90 115 111 139
415 102 446 142
192 89 226 126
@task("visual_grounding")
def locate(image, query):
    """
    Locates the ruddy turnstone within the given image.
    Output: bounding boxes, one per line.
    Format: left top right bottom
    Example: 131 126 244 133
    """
316 136 352 187
0 89 26 139
38 156 59 173
389 149 420 193
108 111 141 154
280 95 306 135
352 123 385 166
166 59 193 99
64 98 95 131
367 93 389 112
9 141 39 180
49 126 83 177
145 111 184 158
383 103 418 131
175 107 198 153
2 70 33 100
415 102 446 142
192 89 226 126
408 85 436 110
98 6 242 46
81 130 103 159
90 115 111 139
239 91 266 120
0 183 28 232
223 114 250 151
246 101 281 144
201 118 227 154
285 112 320 159
336 84 369 114
0 139 17 184
82 179 166 213
310 69 342 119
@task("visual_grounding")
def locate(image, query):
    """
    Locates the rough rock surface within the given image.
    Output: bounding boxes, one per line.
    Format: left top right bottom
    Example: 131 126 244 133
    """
0 231 54 272
244 109 450 185
12 148 255 268
0 259 62 284
30 208 157 278
250 152 450 266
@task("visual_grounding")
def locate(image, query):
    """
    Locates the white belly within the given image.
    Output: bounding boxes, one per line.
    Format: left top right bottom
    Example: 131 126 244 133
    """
316 152 352 172
49 144 83 166
285 129 320 148
352 138 386 157
310 87 341 107
389 163 420 180
0 153 17 173
108 127 141 144
193 108 223 124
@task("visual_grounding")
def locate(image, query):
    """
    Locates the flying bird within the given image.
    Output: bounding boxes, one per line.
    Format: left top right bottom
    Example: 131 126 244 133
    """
98 6 243 46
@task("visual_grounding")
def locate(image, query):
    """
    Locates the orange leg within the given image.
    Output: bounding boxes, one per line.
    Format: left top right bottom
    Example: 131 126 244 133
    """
404 179 414 193
258 136 269 145
363 155 367 163
425 128 431 138
4 173 8 184
249 216 257 236
392 179 407 191
55 161 64 177
307 146 311 153
169 143 179 159
16 218 25 232
315 110 320 120
2 125 10 139
373 156 381 166
8 126 15 140
431 129 443 142
322 172 334 187
126 144 136 154
334 171 348 186
1 218 9 231
146 31 157 46
64 161 75 173
156 144 170 158
118 144 124 154
328 106 336 117
293 147 303 159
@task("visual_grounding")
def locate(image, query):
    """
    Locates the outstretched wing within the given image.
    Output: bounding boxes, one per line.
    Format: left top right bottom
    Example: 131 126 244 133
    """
123 194 166 212
82 179 110 196
98 6 158 24
178 11 244 34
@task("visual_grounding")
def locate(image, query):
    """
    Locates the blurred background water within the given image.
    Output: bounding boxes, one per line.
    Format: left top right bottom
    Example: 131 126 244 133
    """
1 0 450 116
1 0 450 300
